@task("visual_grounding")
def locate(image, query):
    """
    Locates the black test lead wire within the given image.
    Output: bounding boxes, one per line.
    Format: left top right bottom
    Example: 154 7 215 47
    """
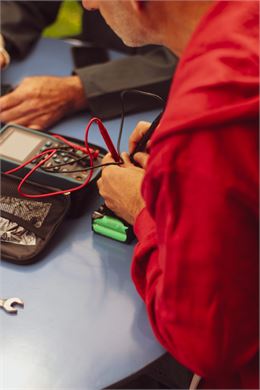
41 89 165 174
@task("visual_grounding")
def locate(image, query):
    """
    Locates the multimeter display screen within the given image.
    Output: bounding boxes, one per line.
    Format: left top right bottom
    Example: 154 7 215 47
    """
0 129 42 162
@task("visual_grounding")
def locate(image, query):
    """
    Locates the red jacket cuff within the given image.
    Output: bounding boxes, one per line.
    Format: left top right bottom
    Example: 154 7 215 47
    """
134 207 156 241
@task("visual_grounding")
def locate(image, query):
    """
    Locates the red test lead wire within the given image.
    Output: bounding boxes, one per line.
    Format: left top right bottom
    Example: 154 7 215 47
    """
53 134 99 158
92 118 121 162
4 117 120 198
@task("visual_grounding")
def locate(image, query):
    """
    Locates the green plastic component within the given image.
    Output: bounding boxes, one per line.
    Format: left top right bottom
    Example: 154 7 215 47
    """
94 216 127 233
93 222 127 242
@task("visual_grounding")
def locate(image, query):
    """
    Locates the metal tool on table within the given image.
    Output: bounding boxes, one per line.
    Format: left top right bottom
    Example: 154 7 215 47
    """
0 297 24 314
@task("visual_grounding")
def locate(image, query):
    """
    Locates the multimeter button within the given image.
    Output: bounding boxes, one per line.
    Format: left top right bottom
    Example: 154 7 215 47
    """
63 157 69 163
61 152 67 157
45 162 53 168
32 159 37 164
68 148 74 153
53 167 60 171
40 146 47 151
53 154 58 159
45 141 52 147
79 160 88 167
75 175 83 181
55 158 61 164
61 168 68 172
75 150 83 156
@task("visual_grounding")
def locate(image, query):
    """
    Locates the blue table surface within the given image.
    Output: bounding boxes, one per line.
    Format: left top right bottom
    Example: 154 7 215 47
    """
1 38 164 389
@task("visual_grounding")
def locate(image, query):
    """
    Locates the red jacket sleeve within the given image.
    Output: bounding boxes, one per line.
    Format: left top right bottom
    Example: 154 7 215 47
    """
131 124 259 382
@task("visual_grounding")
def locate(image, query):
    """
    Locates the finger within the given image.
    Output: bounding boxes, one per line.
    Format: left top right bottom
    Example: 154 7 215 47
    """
97 179 105 198
101 152 114 165
27 113 56 130
0 89 23 111
120 151 132 166
133 152 149 169
104 199 113 210
97 178 102 190
29 124 43 130
1 108 53 130
97 179 108 201
0 109 44 128
0 99 34 123
0 111 35 127
129 121 151 154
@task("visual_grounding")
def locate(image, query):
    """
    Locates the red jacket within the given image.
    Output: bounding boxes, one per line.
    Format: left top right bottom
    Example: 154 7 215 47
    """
132 2 259 388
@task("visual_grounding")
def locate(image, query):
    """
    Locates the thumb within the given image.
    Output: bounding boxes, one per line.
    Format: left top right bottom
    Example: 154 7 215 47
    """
29 124 42 131
133 152 149 169
121 151 133 167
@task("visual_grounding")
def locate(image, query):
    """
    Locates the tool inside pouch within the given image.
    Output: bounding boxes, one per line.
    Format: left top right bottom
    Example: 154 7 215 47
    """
1 172 71 264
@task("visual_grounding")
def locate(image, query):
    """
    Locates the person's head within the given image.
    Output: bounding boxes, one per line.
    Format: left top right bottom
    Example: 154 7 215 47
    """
82 0 160 48
82 1 212 56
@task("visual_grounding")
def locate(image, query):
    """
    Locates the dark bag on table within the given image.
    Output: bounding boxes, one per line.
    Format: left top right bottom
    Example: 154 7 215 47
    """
1 135 107 265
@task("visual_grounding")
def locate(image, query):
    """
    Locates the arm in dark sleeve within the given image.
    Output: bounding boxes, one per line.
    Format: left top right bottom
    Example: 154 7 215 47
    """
1 0 61 59
75 47 178 119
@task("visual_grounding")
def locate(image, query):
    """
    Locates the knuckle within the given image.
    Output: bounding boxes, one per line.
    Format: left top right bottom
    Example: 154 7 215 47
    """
137 120 145 127
138 121 149 129
104 200 112 209
22 76 32 84
35 117 47 129
98 187 104 197
0 113 7 121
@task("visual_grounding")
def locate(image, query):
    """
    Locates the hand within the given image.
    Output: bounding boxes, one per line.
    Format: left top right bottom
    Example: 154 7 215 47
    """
97 152 147 225
129 120 151 154
0 75 87 130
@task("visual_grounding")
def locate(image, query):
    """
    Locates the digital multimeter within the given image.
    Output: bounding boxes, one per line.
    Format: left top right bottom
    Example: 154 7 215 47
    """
0 124 105 190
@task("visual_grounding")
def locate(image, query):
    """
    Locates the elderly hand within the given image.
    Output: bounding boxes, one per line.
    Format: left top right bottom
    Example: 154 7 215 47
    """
97 151 148 225
0 75 87 130
129 120 151 154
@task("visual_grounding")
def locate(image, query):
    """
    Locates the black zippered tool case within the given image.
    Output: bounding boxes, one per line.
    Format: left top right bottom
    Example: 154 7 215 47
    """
0 124 107 264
